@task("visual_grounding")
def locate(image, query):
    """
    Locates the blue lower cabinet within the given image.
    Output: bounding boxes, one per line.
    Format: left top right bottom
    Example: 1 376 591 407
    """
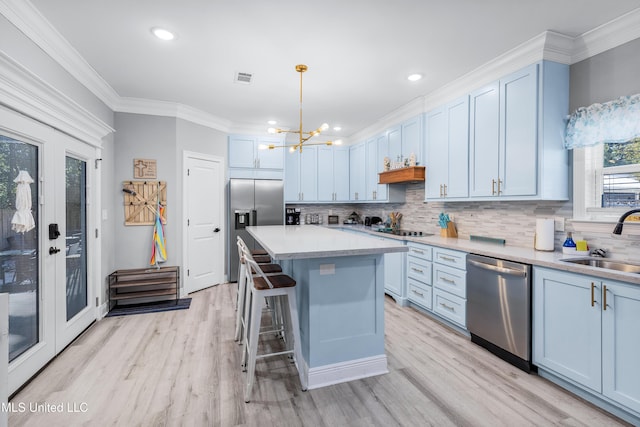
407 278 432 310
533 267 640 422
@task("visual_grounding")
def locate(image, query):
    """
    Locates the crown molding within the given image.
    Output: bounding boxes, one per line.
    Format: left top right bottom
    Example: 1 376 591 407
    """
0 0 120 109
115 97 232 132
572 7 640 64
2 1 639 136
0 50 114 146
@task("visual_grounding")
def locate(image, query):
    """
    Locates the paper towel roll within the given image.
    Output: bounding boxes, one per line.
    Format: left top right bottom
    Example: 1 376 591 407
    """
535 218 555 251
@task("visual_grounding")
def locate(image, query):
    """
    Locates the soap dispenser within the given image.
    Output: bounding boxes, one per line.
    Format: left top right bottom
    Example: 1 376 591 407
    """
562 232 577 254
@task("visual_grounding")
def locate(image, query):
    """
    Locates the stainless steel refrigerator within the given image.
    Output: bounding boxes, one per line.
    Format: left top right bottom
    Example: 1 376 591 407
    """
228 179 284 282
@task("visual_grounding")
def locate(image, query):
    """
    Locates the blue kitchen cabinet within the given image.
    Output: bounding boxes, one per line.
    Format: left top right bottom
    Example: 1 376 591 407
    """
499 64 538 197
387 125 402 165
284 145 317 202
380 236 405 304
533 267 640 420
401 115 422 165
349 142 366 201
229 135 284 172
333 146 350 201
469 81 500 197
365 138 378 201
468 61 569 200
375 133 389 200
406 242 433 310
533 267 602 392
300 146 318 201
602 281 640 415
318 146 349 202
425 96 469 201
284 147 300 202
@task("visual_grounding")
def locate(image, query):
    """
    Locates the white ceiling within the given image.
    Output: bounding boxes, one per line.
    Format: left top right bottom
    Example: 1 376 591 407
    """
27 0 640 139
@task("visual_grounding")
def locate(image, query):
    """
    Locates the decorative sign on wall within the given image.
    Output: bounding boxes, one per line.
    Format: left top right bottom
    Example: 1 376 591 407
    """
133 158 157 179
122 181 167 225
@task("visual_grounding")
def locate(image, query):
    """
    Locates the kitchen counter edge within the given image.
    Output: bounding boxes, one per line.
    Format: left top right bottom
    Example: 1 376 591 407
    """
329 224 640 285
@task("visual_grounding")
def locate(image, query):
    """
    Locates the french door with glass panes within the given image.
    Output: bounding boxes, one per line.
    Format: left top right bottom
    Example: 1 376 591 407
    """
1 107 97 395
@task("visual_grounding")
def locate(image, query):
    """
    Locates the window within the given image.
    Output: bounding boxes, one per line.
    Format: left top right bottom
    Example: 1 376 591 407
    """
574 138 640 220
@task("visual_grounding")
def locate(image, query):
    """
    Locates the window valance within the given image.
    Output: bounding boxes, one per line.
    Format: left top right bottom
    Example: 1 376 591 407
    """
564 93 640 149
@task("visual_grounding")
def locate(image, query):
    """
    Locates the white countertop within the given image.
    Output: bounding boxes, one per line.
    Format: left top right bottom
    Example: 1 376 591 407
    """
246 225 408 260
332 225 640 286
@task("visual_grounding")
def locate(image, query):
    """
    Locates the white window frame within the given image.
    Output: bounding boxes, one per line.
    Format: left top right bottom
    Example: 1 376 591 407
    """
572 145 640 235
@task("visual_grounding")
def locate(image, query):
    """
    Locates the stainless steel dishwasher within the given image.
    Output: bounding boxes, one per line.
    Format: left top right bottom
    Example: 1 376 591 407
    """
466 254 533 372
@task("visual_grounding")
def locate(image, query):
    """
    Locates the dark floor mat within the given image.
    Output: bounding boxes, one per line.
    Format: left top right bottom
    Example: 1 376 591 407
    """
105 298 191 317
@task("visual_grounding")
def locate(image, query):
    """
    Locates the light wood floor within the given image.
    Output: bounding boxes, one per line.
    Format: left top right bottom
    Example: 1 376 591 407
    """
9 283 630 426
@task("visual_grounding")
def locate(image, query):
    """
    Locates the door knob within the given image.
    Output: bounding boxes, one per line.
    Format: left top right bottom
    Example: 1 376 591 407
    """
49 247 61 255
213 227 220 233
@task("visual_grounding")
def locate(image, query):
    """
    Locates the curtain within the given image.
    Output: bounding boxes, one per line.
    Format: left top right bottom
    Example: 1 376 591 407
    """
564 93 640 149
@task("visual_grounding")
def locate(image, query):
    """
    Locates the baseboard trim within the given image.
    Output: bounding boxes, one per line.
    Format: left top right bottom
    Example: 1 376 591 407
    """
304 354 388 390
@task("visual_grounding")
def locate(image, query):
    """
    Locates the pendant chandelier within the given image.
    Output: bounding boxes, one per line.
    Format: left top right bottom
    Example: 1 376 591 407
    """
262 64 339 153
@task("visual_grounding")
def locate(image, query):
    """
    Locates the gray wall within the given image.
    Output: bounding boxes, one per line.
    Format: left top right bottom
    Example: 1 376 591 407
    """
113 114 228 284
113 113 177 269
570 37 640 110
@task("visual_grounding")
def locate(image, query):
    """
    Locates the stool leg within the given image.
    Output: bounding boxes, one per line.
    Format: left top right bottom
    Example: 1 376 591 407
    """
244 291 264 402
234 266 247 341
241 287 253 371
234 263 247 342
285 288 307 392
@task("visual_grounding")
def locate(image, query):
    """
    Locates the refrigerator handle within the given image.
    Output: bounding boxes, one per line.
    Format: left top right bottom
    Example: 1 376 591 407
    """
249 209 257 226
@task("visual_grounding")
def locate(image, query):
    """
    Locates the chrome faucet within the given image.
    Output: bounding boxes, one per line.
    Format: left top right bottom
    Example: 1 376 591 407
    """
612 208 640 234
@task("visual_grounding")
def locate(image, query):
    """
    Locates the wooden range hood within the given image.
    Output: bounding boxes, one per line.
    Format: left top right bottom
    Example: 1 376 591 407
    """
378 166 425 184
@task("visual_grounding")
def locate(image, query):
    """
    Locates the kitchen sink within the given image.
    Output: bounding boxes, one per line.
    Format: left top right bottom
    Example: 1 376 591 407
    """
560 257 640 274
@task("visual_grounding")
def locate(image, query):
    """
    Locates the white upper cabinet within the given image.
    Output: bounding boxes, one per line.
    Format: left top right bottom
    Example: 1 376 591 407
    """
401 115 423 165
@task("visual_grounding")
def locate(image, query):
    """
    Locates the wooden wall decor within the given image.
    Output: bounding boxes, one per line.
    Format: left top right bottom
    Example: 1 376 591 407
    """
133 158 157 179
122 181 167 225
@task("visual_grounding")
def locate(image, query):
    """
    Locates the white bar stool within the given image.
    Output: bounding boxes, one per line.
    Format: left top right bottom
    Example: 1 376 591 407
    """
241 251 307 402
234 237 282 342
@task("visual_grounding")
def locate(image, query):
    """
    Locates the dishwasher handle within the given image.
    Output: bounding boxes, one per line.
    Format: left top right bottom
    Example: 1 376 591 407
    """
467 259 528 277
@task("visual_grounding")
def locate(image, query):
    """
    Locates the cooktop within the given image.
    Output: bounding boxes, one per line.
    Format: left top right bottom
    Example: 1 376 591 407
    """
376 229 431 237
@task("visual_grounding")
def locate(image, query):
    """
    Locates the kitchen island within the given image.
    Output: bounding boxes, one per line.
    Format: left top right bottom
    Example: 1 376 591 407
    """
246 225 407 389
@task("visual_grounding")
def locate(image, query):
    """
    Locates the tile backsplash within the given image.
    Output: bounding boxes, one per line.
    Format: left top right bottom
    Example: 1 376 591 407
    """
287 183 640 262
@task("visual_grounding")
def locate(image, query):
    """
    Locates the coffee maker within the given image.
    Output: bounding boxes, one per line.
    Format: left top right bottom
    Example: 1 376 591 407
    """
285 208 301 225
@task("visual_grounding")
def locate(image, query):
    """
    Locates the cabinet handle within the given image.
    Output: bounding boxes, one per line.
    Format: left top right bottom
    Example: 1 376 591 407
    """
443 184 447 197
440 302 455 312
497 179 502 195
492 179 496 195
439 184 443 198
591 282 595 307
439 256 456 262
411 249 424 255
441 277 455 284
603 285 608 311
374 191 377 200
257 158 260 168
411 289 424 297
411 267 424 274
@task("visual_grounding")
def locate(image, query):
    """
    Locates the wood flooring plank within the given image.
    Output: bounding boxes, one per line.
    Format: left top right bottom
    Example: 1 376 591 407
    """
8 283 633 427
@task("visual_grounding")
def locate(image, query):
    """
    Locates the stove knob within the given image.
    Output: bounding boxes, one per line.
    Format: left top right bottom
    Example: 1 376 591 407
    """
418 231 423 236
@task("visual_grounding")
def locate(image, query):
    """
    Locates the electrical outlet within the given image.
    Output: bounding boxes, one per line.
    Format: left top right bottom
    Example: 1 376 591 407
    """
554 217 565 232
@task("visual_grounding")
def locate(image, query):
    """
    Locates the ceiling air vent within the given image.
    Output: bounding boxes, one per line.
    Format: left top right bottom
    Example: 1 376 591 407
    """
234 71 253 84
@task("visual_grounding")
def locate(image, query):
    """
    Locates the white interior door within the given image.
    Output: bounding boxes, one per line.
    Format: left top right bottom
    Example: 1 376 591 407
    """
1 107 97 395
184 153 225 294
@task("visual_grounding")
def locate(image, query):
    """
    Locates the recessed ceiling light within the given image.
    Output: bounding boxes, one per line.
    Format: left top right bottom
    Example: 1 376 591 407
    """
268 120 277 125
333 126 342 131
407 73 423 82
151 27 175 41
